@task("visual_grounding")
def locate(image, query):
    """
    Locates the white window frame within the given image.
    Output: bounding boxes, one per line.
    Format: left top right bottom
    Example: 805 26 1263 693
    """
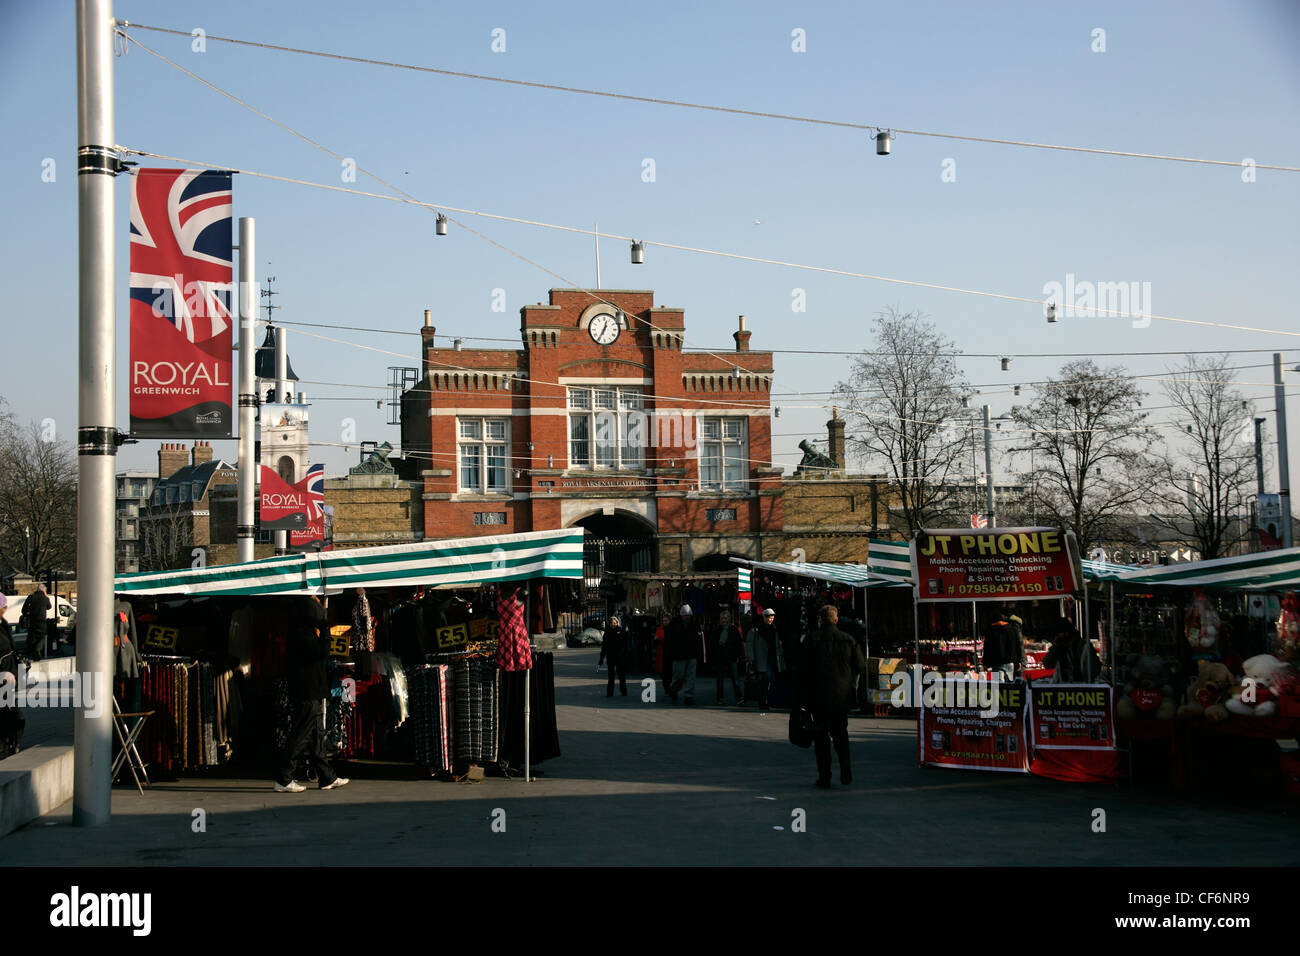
457 417 510 494
698 416 748 492
567 386 645 471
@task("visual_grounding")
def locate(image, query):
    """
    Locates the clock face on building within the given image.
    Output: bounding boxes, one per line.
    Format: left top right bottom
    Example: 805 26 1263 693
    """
588 312 620 345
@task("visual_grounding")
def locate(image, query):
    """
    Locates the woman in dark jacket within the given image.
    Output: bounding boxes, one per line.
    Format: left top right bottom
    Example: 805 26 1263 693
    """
600 616 630 697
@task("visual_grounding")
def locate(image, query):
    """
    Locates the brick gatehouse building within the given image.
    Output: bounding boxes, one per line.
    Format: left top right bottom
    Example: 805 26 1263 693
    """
400 289 783 582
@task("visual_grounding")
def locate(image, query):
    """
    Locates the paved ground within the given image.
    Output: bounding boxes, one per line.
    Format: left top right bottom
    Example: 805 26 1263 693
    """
2 648 1296 867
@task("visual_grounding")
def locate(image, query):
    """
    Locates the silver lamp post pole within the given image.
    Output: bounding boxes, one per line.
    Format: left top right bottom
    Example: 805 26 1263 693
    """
237 219 256 562
74 0 116 826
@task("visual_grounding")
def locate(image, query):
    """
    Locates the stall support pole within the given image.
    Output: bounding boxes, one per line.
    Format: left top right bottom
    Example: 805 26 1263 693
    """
862 586 870 661
914 597 922 766
524 580 532 784
1108 582 1116 677
1082 584 1090 651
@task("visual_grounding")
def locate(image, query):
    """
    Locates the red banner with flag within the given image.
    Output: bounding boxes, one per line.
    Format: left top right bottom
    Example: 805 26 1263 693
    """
129 169 233 437
260 464 326 550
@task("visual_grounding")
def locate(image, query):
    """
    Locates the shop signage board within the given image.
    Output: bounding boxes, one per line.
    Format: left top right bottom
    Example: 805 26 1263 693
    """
911 527 1083 603
435 618 499 652
917 679 1029 772
128 169 234 438
327 625 350 658
1028 683 1116 750
142 624 179 651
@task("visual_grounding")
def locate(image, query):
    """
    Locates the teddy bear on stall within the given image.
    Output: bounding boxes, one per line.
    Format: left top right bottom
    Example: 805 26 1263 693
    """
1116 654 1178 720
1224 653 1300 718
1177 659 1234 723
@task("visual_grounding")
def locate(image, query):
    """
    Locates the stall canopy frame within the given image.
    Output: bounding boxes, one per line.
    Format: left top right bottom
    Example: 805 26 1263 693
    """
114 528 585 596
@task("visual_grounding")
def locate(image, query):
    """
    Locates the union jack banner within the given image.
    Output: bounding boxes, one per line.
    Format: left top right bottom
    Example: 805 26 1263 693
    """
970 514 989 529
290 464 328 552
129 169 233 437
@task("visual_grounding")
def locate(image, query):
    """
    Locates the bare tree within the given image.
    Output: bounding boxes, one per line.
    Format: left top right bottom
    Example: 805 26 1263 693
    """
1008 359 1157 548
1153 355 1254 559
137 501 196 572
834 308 973 535
0 412 78 576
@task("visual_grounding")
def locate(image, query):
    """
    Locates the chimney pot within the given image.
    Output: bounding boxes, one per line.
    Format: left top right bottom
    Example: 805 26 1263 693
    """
733 315 752 353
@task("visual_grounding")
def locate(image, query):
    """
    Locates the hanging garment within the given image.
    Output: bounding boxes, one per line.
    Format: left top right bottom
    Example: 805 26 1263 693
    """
200 663 218 766
352 590 376 653
498 652 561 766
408 664 452 771
113 601 141 679
496 589 532 672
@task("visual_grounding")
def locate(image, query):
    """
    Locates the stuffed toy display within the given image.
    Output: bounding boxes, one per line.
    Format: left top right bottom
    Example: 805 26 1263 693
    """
1224 653 1299 718
1116 654 1178 721
1177 659 1234 723
1276 593 1299 663
1184 590 1221 655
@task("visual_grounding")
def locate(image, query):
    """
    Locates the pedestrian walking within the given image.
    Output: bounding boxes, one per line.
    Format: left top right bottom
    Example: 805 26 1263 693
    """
712 608 746 704
747 606 785 711
654 612 671 698
20 586 50 662
600 615 630 697
665 604 703 705
274 595 349 792
800 605 866 788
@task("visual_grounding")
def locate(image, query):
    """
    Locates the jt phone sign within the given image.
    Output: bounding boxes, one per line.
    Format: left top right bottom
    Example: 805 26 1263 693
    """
911 527 1083 603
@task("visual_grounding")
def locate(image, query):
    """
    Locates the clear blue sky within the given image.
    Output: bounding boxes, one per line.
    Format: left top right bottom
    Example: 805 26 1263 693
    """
2 0 1297 486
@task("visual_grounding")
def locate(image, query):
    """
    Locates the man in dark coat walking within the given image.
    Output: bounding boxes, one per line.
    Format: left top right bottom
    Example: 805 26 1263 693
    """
274 595 348 792
800 605 866 788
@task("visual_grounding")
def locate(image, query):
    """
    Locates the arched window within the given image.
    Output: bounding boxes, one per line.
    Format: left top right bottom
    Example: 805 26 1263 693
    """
277 456 295 483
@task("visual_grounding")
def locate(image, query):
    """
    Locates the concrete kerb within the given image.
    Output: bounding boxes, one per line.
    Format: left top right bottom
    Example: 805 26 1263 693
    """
0 657 79 836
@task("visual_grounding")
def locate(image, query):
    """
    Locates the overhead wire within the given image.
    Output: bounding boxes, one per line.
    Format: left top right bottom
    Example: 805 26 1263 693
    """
112 31 762 378
117 22 1300 173
117 145 1300 342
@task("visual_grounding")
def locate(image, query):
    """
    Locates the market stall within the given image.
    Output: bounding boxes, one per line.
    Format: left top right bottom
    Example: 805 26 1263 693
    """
908 527 1122 784
731 540 915 709
1102 547 1300 793
112 528 583 784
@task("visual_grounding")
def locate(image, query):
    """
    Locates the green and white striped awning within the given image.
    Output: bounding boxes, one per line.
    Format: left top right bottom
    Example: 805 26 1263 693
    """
730 539 913 589
114 528 585 597
1081 559 1133 582
865 538 913 585
1115 546 1300 591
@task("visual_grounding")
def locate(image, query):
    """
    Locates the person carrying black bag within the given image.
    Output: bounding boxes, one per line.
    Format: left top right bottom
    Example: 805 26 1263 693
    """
800 605 866 788
274 595 348 793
